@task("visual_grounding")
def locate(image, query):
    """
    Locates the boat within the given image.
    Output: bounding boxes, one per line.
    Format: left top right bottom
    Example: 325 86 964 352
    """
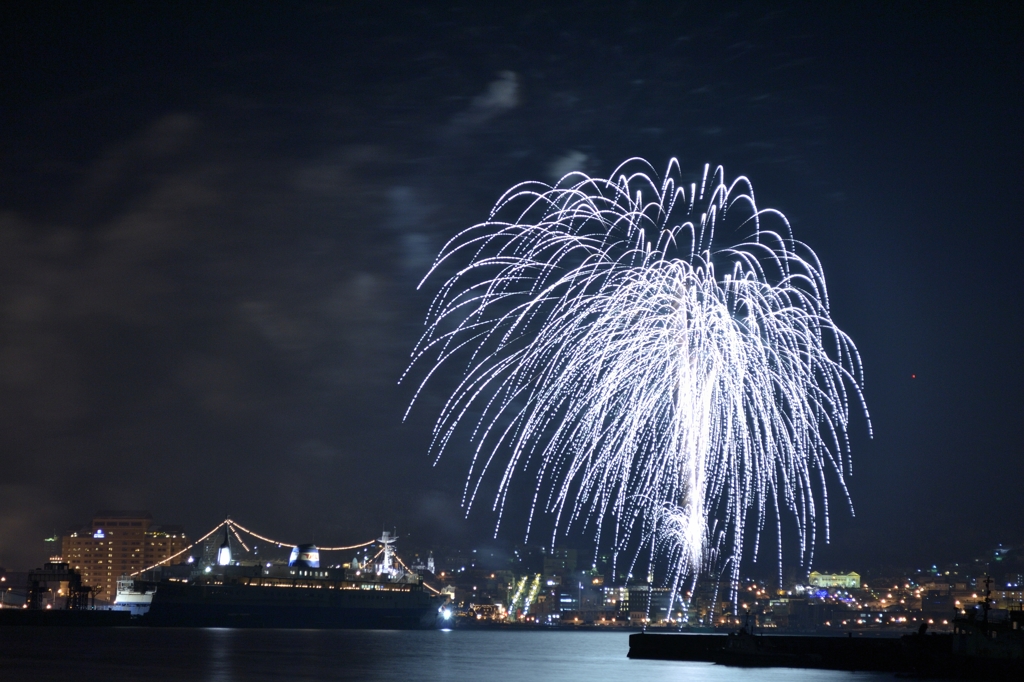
112 575 156 616
139 529 449 629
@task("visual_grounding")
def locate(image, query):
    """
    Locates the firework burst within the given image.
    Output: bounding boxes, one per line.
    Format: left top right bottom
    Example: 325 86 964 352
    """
404 158 869 608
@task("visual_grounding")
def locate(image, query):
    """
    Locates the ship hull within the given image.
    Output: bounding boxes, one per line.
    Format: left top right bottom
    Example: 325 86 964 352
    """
144 579 445 629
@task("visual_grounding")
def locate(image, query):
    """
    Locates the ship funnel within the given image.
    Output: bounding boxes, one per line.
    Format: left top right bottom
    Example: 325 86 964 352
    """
288 544 320 568
216 525 232 566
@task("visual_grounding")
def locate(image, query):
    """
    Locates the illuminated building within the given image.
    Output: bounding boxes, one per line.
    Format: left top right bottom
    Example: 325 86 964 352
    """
60 511 187 602
625 585 673 624
542 547 577 581
43 534 61 562
808 571 861 589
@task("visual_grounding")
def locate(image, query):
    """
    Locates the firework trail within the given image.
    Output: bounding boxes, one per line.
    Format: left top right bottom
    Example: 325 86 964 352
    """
404 158 869 606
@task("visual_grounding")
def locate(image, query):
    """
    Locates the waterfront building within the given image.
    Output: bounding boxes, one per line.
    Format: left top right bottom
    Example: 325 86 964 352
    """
0 568 28 608
993 588 1024 609
43 534 61 562
808 571 861 589
60 510 187 602
625 585 673 624
543 547 577 582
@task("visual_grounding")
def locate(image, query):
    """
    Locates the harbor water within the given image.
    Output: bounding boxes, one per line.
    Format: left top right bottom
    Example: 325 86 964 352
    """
0 628 896 681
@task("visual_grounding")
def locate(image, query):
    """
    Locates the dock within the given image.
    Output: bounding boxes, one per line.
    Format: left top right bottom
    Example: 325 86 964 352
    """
628 630 1023 678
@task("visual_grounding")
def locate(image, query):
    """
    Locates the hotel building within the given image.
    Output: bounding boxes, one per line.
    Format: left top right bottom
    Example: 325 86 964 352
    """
60 510 187 602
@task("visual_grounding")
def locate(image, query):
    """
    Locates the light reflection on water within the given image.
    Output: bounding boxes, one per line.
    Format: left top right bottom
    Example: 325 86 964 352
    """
0 628 895 682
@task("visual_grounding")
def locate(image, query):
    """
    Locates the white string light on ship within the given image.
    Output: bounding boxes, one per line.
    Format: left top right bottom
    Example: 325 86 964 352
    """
226 519 375 551
228 523 250 553
130 519 383 577
130 521 228 577
129 518 447 599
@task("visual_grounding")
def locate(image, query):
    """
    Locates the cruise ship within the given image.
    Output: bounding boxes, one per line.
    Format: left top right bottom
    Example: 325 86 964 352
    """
125 528 449 629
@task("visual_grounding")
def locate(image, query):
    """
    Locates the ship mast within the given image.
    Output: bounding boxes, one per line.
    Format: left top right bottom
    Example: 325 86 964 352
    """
378 530 399 579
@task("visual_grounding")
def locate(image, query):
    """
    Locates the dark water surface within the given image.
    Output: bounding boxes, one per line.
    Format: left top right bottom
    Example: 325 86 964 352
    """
0 628 896 681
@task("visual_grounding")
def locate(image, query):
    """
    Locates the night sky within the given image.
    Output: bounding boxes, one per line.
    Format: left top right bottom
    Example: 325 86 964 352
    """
1 1 1021 576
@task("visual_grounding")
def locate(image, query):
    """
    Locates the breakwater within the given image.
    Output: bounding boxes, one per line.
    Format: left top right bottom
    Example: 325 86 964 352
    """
628 630 1023 678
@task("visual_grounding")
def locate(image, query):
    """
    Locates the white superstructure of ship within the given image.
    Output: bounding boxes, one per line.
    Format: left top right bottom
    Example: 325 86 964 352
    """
112 575 156 615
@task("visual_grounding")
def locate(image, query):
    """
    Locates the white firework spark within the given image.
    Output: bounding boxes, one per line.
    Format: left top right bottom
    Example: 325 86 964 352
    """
404 158 870 607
